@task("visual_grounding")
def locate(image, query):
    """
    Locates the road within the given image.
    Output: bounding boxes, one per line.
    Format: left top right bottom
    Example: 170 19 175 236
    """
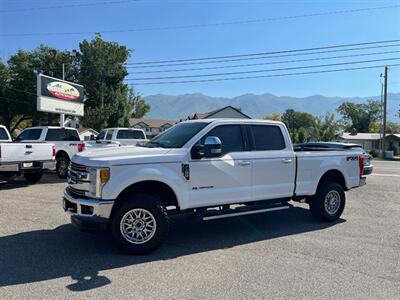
0 160 399 299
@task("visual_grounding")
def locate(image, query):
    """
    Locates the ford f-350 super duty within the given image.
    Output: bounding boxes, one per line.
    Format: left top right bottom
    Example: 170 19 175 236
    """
63 119 366 254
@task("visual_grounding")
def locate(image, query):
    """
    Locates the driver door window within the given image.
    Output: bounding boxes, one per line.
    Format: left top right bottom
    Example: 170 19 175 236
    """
200 125 244 156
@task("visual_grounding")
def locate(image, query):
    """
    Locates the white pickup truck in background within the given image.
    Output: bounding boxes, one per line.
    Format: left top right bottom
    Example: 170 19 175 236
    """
85 127 148 149
63 119 366 254
15 126 85 178
0 125 55 183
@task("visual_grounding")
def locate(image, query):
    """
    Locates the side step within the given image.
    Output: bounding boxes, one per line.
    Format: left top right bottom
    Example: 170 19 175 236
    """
202 203 290 221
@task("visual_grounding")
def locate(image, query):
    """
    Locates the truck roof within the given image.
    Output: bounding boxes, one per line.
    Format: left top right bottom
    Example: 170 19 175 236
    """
22 126 79 130
182 118 284 126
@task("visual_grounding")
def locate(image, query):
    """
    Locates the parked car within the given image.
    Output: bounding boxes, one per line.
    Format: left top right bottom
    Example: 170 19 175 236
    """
295 142 373 175
85 128 148 149
0 125 55 183
63 119 367 254
15 126 85 178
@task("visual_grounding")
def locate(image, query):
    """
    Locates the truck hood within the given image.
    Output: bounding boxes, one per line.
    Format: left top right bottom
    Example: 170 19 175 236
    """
72 146 186 167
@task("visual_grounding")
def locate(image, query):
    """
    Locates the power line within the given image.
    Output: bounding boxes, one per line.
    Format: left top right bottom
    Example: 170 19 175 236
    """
127 39 400 65
0 0 138 14
1 4 399 37
32 40 400 72
129 50 400 74
130 64 400 85
126 43 400 68
127 57 400 80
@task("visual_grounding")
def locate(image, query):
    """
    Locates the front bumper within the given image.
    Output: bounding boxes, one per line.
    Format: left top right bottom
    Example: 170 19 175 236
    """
63 188 115 224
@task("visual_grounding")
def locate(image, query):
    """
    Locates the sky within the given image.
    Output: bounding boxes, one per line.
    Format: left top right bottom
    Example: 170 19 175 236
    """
0 0 400 99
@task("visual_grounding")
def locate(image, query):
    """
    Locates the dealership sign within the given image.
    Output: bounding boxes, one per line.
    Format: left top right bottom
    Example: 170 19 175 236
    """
37 74 84 116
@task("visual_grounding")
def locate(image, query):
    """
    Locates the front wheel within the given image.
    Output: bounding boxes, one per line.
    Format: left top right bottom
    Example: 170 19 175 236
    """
109 194 170 255
56 156 69 179
309 182 345 222
24 171 43 184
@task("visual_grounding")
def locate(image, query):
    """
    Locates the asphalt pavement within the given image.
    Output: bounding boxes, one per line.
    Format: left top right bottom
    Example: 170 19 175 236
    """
0 160 399 299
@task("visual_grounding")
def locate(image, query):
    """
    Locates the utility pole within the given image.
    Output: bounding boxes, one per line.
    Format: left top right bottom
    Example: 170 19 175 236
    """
60 63 65 128
382 66 388 158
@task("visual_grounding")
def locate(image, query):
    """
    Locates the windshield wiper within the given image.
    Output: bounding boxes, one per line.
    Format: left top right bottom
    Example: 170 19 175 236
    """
139 141 165 148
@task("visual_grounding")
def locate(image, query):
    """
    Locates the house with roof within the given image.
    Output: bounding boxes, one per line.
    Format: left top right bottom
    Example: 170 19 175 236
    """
183 105 251 121
340 132 400 155
78 128 99 141
130 118 176 138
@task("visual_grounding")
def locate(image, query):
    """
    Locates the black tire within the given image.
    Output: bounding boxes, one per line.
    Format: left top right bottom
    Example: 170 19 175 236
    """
309 181 345 222
24 171 43 184
56 156 69 179
110 193 170 255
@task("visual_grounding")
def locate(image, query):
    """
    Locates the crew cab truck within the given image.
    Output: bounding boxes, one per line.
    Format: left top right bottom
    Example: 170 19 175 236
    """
86 127 148 149
63 119 366 254
15 126 85 178
0 125 55 183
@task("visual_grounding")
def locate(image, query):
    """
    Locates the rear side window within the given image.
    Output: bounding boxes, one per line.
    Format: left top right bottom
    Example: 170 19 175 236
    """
202 125 244 155
65 129 80 141
117 130 145 139
97 130 106 140
46 129 80 141
16 129 42 141
0 128 9 140
251 125 285 151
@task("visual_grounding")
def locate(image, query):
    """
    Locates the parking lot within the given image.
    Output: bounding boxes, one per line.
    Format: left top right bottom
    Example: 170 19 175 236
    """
0 160 398 299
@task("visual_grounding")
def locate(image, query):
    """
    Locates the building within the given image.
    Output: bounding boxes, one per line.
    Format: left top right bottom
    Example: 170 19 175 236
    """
130 119 176 138
78 128 99 141
183 105 251 120
340 132 400 155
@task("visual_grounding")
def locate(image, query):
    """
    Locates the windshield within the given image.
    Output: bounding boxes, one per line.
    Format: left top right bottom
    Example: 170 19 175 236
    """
143 122 209 148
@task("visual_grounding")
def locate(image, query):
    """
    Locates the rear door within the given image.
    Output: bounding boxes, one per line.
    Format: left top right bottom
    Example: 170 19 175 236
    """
249 124 296 200
188 124 253 208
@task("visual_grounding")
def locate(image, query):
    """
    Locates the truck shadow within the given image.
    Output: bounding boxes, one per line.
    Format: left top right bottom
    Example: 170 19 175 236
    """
0 173 66 190
0 207 344 291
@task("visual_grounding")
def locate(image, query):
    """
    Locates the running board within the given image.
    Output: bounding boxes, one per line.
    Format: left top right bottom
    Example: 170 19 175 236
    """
202 205 290 221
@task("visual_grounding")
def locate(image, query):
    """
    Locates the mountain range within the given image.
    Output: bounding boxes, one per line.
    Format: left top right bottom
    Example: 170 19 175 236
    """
143 92 400 122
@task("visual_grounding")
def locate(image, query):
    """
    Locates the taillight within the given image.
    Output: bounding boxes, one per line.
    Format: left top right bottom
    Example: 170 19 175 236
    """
0 145 1 158
52 146 56 157
359 155 365 177
78 143 85 152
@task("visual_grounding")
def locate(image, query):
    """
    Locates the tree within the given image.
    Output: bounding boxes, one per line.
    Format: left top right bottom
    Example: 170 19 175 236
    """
313 113 341 142
0 45 77 133
78 34 133 130
263 113 281 121
281 109 317 143
131 90 150 119
337 100 381 132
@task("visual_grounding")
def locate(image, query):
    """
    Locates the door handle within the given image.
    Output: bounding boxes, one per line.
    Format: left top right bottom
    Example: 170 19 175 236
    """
238 160 251 166
281 158 293 164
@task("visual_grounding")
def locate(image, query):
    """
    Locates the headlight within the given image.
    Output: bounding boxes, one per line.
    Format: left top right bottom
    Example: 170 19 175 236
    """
87 167 110 198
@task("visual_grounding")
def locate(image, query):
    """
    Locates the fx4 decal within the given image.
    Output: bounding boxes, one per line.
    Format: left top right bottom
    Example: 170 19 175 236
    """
346 156 359 161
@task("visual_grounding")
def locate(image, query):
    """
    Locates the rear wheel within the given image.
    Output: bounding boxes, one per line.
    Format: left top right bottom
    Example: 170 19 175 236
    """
309 182 345 222
56 156 69 179
24 171 43 184
110 194 170 255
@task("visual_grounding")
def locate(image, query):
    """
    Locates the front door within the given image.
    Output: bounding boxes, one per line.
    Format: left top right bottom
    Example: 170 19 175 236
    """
188 124 252 208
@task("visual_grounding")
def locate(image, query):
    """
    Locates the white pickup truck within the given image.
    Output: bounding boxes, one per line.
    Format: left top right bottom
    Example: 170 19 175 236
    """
0 125 55 183
63 119 366 254
15 126 86 178
85 127 148 149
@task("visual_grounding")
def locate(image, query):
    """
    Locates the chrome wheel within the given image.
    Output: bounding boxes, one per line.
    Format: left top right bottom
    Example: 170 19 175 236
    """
324 190 341 215
120 208 157 244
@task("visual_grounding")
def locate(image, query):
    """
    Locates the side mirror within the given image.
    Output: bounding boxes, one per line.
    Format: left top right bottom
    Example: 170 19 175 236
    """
203 136 222 158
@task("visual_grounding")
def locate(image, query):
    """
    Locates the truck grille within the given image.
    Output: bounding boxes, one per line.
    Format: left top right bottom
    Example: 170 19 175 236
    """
68 161 90 195
70 162 87 172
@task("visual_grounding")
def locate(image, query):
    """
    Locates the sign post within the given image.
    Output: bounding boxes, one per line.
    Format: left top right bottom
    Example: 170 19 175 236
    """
37 74 84 122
